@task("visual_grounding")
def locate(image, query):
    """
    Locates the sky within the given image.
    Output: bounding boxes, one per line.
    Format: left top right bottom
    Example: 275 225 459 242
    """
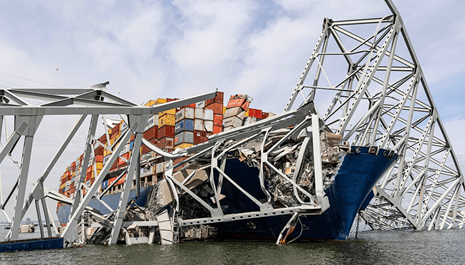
0 0 463 222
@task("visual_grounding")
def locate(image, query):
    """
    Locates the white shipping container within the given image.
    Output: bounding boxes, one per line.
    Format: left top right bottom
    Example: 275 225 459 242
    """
204 121 213 132
103 155 109 165
194 119 204 131
196 101 205 108
224 107 242 118
119 145 129 156
204 109 214 121
223 116 243 128
144 115 157 131
242 117 257 125
175 108 195 122
194 108 204 120
121 121 128 131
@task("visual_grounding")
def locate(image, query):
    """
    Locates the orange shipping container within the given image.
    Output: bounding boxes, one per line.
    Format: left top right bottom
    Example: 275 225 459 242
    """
213 125 223 134
227 98 245 108
213 114 223 126
206 103 223 115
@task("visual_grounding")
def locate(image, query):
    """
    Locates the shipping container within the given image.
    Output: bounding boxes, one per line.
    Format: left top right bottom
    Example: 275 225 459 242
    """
143 126 158 140
101 180 109 190
194 108 204 120
223 116 243 128
160 108 176 117
129 140 134 151
248 108 263 119
175 108 195 122
159 114 176 128
215 91 224 103
193 131 208 144
175 119 194 134
158 125 175 138
175 143 193 149
174 131 194 145
204 121 213 132
205 103 222 115
243 116 257 125
196 101 205 108
144 114 158 131
224 107 243 118
140 152 153 161
204 108 214 121
227 98 245 108
157 137 174 149
194 119 204 131
213 114 223 126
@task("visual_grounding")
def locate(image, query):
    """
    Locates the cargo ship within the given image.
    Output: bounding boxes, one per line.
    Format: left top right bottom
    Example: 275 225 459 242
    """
56 91 398 243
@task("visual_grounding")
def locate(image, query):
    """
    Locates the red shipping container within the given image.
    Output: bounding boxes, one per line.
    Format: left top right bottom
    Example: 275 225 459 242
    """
70 162 76 172
95 155 104 162
110 160 118 171
98 134 107 145
213 114 223 126
213 125 223 134
158 125 175 138
227 98 245 108
205 98 214 106
141 145 151 155
117 174 127 185
166 98 179 102
215 91 224 103
143 126 158 140
262 112 269 119
249 108 263 119
241 101 250 110
86 166 92 174
193 131 208 144
157 137 174 149
206 103 223 115
130 134 135 141
95 146 104 155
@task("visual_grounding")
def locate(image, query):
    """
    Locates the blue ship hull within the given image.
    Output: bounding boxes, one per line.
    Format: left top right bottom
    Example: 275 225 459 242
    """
57 187 152 224
58 146 396 241
213 146 397 240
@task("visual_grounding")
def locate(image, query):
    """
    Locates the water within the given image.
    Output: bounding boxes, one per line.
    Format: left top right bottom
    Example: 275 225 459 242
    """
0 228 464 264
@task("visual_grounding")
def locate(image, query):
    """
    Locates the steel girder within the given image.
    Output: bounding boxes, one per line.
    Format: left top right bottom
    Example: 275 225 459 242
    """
0 85 217 243
285 0 464 230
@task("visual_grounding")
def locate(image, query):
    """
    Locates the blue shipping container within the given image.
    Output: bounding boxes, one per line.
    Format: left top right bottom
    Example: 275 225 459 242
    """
130 140 134 151
101 180 109 190
175 119 194 134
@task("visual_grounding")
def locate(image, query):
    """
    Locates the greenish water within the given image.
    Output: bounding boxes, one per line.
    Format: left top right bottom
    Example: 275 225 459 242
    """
0 228 464 264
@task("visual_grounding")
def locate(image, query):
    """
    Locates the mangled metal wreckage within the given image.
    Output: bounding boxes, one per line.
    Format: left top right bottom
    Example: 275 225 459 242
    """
83 103 397 245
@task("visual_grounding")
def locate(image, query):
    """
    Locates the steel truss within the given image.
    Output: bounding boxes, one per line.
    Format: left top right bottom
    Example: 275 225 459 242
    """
285 0 464 230
0 85 216 244
0 0 462 247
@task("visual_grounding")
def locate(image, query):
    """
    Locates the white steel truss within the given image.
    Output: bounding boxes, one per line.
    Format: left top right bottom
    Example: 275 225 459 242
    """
285 0 464 230
0 85 216 243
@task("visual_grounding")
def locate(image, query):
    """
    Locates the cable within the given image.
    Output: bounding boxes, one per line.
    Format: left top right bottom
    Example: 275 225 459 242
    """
0 79 26 87
0 72 58 87
286 215 303 244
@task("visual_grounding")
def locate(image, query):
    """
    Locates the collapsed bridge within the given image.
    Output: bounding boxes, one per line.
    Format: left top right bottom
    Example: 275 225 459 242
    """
0 0 462 248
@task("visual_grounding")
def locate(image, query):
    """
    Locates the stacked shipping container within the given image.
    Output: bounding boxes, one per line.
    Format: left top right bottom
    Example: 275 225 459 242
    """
57 91 276 203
